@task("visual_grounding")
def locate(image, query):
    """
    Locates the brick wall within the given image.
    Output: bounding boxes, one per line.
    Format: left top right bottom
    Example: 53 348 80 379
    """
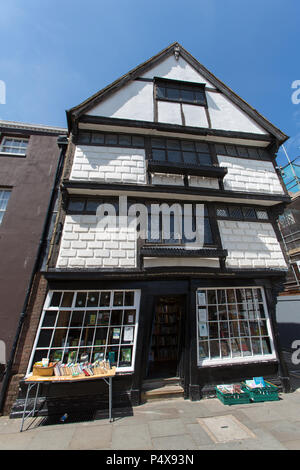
217 155 284 194
70 145 147 184
218 220 287 269
56 215 137 268
3 274 48 415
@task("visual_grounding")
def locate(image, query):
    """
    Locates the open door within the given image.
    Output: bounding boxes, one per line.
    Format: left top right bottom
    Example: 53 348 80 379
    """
147 295 185 380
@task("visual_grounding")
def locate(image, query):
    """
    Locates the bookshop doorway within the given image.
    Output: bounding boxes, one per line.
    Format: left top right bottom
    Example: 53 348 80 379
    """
147 295 185 379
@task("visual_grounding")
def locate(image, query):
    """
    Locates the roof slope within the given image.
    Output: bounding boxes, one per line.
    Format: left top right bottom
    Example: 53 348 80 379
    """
67 42 288 143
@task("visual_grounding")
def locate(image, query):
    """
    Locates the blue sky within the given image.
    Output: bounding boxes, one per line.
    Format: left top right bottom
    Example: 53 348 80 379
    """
1 0 300 169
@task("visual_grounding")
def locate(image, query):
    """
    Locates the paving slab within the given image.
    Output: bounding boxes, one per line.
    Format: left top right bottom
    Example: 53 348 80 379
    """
27 426 76 450
185 423 214 446
151 434 198 450
259 419 300 443
148 418 186 438
68 424 112 450
111 423 152 450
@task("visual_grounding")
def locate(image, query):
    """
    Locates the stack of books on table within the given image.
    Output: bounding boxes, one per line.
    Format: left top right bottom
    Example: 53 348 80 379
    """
53 360 111 377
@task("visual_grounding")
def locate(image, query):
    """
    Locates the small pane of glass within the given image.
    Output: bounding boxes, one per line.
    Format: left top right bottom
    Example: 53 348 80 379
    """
37 329 53 348
237 146 248 157
156 86 166 99
132 136 145 147
56 310 71 328
110 310 123 325
210 340 220 358
100 292 111 307
168 150 182 162
225 145 237 156
216 207 228 218
119 346 132 366
50 292 62 307
94 328 108 346
166 87 180 100
198 341 209 358
118 134 131 146
181 141 195 152
86 200 100 212
70 310 84 328
152 149 166 161
75 292 87 308
151 138 165 149
183 152 197 164
256 210 268 220
113 292 124 307
87 292 99 307
96 310 110 326
91 133 104 144
124 310 136 324
84 311 98 326
166 139 180 150
220 340 230 357
105 134 118 145
207 290 217 305
124 292 135 306
68 200 85 212
42 311 58 328
195 142 209 153
61 292 74 308
243 207 256 219
229 207 243 219
181 89 194 102
51 329 68 348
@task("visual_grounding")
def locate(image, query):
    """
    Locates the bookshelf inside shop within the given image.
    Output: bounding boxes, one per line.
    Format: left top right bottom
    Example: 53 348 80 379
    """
151 297 181 363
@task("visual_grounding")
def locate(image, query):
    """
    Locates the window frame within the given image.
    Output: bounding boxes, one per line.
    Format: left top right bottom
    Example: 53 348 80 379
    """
27 289 141 376
154 77 207 107
196 286 276 367
0 136 29 156
150 136 213 167
0 189 11 225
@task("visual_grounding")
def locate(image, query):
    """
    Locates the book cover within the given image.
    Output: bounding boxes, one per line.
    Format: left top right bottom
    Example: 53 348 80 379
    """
121 348 132 363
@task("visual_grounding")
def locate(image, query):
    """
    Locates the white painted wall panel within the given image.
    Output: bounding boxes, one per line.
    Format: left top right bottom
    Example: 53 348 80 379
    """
207 92 268 135
157 101 182 125
218 220 287 270
217 155 284 194
70 145 147 185
151 173 185 186
87 81 154 121
182 103 209 127
57 215 137 269
141 55 216 88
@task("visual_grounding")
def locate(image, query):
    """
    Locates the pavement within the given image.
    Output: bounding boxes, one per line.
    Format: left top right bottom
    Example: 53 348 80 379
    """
1 349 300 451
1 388 300 450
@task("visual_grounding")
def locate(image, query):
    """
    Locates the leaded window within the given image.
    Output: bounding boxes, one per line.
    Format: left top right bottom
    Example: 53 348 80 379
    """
151 137 212 166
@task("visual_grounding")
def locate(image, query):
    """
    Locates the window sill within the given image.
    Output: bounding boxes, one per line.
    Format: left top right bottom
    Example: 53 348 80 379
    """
0 152 26 158
198 353 277 367
141 246 227 258
148 161 227 178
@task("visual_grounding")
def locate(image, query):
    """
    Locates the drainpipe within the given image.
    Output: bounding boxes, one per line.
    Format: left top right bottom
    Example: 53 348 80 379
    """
0 135 68 414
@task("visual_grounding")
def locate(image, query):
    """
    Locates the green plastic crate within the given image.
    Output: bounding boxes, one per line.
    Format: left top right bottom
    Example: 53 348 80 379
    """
215 386 251 406
243 381 279 402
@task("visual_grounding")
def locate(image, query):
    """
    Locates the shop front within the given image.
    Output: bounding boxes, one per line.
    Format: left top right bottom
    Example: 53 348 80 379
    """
10 275 286 418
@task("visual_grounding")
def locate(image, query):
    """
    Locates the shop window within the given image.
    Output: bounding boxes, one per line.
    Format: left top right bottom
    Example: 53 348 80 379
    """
28 290 140 374
196 287 275 365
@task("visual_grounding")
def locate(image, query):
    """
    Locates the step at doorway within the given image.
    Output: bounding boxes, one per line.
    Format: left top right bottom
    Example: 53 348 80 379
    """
142 376 184 402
